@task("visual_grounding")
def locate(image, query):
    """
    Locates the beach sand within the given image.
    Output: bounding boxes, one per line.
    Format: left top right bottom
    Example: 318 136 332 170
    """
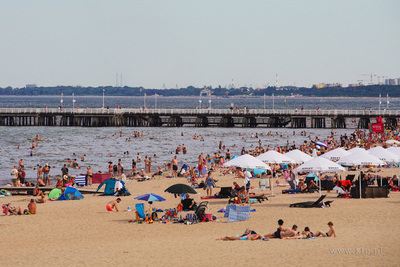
1 170 399 267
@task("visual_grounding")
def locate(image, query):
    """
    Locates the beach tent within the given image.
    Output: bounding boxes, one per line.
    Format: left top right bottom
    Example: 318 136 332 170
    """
48 188 62 200
95 178 118 195
57 187 84 201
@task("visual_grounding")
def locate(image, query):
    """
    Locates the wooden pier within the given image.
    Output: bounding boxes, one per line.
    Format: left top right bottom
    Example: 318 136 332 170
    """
0 108 399 128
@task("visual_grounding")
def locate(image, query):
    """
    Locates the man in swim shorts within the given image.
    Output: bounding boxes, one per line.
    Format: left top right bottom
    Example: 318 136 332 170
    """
171 156 178 176
315 221 337 237
106 198 121 212
264 219 287 239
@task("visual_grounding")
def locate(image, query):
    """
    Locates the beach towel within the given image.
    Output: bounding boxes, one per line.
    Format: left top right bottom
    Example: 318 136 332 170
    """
75 176 86 186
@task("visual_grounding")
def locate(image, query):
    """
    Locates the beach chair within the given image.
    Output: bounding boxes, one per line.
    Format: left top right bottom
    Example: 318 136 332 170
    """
218 187 232 198
289 195 333 208
135 203 146 222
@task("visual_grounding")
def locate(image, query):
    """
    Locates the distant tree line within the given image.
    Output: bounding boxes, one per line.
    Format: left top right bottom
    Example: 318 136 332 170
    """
0 85 399 97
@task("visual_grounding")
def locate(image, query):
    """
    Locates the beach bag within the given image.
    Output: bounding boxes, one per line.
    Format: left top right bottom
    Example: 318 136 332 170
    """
185 213 198 224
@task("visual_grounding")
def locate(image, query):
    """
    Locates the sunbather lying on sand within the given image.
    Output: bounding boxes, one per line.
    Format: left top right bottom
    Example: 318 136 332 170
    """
263 220 297 239
284 227 313 239
216 228 267 241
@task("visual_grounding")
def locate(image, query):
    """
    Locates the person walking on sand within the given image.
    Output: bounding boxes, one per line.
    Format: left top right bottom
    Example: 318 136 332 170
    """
106 198 121 212
315 221 337 237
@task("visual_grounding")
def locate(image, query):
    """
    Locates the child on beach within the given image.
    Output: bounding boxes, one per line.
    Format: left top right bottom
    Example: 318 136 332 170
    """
315 222 337 237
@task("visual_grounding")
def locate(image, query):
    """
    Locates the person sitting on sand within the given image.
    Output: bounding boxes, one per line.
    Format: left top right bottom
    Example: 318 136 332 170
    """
139 169 147 177
297 178 306 191
132 173 142 180
24 199 37 215
32 184 42 196
36 191 46 203
56 177 63 188
106 198 121 212
5 202 24 215
232 181 241 194
315 221 337 237
237 168 245 179
181 194 197 210
238 186 249 204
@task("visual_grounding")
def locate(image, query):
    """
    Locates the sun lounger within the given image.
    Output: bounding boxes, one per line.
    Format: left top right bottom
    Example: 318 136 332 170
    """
289 195 333 208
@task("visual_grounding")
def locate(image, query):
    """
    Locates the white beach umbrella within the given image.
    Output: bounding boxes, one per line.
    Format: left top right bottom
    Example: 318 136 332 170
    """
293 157 345 196
294 157 345 173
386 140 400 146
369 146 400 185
368 146 400 163
347 147 366 154
387 146 400 157
257 150 295 164
338 151 385 166
223 154 271 170
285 149 312 164
257 150 295 196
321 147 351 161
337 151 385 199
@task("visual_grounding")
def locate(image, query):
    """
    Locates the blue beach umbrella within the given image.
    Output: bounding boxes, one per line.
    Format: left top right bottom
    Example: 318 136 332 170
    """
135 193 166 203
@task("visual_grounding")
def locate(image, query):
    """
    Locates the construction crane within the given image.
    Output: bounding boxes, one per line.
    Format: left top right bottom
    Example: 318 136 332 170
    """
360 73 377 85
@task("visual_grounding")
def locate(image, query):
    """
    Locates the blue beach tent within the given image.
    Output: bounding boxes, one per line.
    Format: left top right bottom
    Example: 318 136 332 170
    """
95 178 130 196
95 178 118 195
57 187 84 201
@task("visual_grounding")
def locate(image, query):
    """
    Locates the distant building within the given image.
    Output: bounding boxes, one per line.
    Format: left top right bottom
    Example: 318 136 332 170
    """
385 79 397 85
312 83 326 89
326 83 342 87
26 84 38 88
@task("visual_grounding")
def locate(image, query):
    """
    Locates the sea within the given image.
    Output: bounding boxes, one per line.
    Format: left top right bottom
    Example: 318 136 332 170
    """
0 96 395 185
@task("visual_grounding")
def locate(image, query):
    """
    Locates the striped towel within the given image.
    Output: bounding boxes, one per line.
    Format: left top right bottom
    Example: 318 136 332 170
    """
75 176 86 186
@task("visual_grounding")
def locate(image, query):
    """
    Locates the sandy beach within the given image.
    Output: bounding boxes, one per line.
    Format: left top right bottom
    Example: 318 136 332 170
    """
1 169 399 267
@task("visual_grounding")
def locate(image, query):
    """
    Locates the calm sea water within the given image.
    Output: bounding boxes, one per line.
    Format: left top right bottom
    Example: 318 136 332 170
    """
0 96 381 184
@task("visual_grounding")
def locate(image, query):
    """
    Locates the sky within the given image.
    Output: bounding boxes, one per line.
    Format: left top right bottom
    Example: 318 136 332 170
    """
1 0 399 89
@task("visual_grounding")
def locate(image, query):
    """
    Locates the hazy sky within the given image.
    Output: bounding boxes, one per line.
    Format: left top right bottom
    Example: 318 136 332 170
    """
1 0 399 89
